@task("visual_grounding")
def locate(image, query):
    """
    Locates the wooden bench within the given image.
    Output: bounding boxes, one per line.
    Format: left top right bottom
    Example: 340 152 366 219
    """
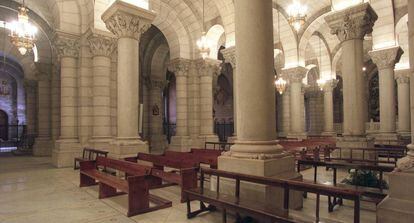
74 148 109 170
325 147 406 166
297 159 394 209
185 168 362 223
125 153 198 202
164 149 222 169
79 156 172 216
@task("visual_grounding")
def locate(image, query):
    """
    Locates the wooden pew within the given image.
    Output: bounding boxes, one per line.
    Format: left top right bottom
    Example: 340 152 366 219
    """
125 153 198 202
74 148 108 170
204 141 234 151
79 157 172 216
185 168 362 223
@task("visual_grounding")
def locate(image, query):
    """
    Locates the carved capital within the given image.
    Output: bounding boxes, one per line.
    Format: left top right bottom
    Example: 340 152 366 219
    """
88 34 116 57
369 46 404 70
54 34 80 58
282 66 307 83
168 58 191 77
102 0 156 40
221 46 236 68
395 69 411 84
325 3 378 42
323 79 339 92
196 58 221 77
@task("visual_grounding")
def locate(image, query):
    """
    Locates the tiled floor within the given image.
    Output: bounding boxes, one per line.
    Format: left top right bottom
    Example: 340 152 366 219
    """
0 155 377 223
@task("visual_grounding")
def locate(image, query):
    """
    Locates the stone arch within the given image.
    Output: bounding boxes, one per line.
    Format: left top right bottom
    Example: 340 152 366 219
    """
371 0 396 49
211 0 235 47
273 7 298 67
395 14 409 69
205 24 225 59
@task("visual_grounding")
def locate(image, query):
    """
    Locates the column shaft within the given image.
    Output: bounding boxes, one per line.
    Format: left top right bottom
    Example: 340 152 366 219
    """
324 90 334 133
60 57 78 139
37 77 51 138
175 74 188 136
93 56 112 138
395 70 411 134
290 82 303 134
200 74 214 135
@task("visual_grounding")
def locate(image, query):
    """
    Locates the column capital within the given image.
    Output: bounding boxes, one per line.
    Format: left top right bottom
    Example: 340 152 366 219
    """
395 69 411 84
282 66 307 83
196 58 221 77
323 79 339 92
102 0 156 40
369 46 404 70
168 58 191 77
54 32 80 58
325 3 378 42
88 33 116 57
221 46 236 68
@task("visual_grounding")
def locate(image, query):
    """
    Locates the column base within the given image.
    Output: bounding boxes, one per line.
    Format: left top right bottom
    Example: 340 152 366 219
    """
321 131 337 137
287 133 308 140
89 137 113 151
375 133 402 145
149 134 168 154
334 136 375 160
52 138 81 168
110 138 149 158
377 169 414 223
169 135 190 152
227 135 237 143
218 154 302 209
397 131 411 139
33 137 53 156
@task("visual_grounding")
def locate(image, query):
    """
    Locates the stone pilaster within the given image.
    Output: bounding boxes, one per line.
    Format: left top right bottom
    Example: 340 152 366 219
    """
325 2 377 149
145 77 167 153
395 69 411 137
221 46 237 140
52 33 82 167
283 66 307 139
197 58 220 143
50 63 60 142
322 79 338 136
33 69 53 156
102 0 155 158
369 46 403 143
167 58 191 151
218 0 301 210
88 33 115 149
24 80 37 136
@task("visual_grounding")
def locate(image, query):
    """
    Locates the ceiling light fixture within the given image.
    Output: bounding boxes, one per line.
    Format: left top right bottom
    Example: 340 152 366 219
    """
287 0 307 32
196 0 211 59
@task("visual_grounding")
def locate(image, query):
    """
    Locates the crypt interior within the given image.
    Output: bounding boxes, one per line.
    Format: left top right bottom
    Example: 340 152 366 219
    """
0 0 414 222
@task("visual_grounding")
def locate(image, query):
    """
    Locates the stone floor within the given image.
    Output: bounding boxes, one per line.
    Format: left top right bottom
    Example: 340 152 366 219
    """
0 154 378 223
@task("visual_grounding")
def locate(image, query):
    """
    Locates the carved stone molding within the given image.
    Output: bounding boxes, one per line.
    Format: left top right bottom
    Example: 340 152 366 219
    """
323 79 339 92
54 34 80 58
221 46 236 68
325 3 378 42
395 69 410 84
282 66 307 83
168 58 191 77
369 46 404 70
88 34 116 57
144 76 166 90
196 58 221 77
102 1 156 40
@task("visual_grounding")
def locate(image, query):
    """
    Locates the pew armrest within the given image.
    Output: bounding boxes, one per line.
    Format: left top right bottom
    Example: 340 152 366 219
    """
80 160 96 171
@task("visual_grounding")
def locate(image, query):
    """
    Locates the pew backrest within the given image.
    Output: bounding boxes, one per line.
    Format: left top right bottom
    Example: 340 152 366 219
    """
96 156 151 176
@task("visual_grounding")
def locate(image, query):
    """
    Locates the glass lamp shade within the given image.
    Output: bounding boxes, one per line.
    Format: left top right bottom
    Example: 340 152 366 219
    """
287 1 307 31
8 6 37 55
197 32 211 59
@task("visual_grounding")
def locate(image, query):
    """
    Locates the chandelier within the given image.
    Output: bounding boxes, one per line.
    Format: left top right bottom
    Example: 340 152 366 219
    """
197 0 211 59
275 76 287 94
8 1 37 55
287 1 308 32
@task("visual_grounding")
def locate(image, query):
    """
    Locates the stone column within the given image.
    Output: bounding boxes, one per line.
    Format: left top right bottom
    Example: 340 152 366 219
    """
24 80 37 136
369 46 403 143
167 58 190 151
33 72 52 156
50 63 60 141
325 3 377 148
395 69 411 137
88 33 115 149
53 34 81 167
197 58 220 142
221 46 237 140
218 0 301 210
322 79 338 136
146 77 167 153
283 67 307 139
102 0 155 157
377 2 414 221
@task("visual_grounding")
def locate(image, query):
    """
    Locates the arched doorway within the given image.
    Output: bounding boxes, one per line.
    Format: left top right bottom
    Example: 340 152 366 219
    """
0 110 8 140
